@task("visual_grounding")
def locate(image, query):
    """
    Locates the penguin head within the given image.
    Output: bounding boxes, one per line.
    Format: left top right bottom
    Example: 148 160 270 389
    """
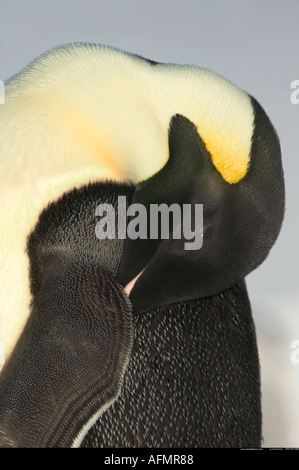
117 101 284 314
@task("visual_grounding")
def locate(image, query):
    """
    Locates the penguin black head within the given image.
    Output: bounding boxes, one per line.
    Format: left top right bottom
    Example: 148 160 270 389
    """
117 102 284 314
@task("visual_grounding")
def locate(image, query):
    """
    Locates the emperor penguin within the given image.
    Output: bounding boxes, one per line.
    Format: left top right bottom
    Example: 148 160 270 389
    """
0 43 284 448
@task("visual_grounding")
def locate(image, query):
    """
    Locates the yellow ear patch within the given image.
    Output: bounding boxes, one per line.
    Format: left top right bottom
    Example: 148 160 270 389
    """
201 124 251 184
160 67 255 185
197 82 254 184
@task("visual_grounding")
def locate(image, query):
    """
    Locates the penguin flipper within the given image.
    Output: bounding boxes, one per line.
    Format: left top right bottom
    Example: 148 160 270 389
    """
0 256 133 448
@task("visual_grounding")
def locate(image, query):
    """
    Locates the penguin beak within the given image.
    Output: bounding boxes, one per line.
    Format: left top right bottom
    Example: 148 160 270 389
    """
124 271 144 296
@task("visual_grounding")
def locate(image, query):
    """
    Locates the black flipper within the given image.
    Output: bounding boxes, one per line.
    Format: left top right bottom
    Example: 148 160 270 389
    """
0 183 134 448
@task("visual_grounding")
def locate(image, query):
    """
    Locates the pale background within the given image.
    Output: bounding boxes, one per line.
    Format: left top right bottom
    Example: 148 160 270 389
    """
0 0 298 447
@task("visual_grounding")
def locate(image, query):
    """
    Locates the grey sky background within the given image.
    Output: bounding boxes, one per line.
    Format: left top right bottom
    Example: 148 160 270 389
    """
0 0 298 446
